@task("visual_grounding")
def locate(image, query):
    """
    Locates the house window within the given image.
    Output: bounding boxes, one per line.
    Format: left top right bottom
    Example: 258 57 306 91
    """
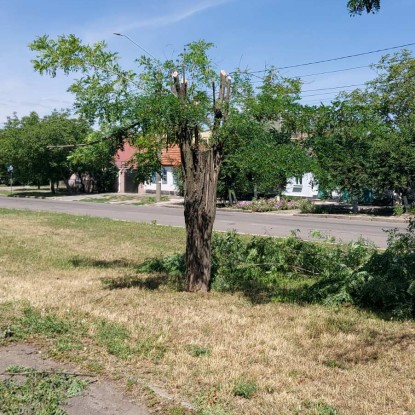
161 168 168 184
295 176 302 185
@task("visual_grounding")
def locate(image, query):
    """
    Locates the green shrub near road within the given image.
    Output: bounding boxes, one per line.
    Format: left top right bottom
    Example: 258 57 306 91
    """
140 219 415 318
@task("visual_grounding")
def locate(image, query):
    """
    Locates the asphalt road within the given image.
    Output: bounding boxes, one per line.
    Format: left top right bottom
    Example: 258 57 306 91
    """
0 196 407 248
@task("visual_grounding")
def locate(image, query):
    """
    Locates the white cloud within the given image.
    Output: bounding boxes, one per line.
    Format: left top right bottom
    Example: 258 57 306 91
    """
83 0 233 42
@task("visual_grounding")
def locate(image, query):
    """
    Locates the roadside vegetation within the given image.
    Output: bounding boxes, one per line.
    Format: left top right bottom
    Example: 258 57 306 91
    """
80 194 170 205
1 209 414 415
232 197 313 213
0 364 88 415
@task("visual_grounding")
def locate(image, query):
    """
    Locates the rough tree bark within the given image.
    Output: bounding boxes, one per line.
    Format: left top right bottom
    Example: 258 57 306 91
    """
173 70 230 292
179 126 223 291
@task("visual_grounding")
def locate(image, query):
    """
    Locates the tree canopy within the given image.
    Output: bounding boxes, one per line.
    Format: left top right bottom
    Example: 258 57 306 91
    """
218 70 312 199
309 50 415 204
347 0 381 14
30 36 236 291
0 111 90 189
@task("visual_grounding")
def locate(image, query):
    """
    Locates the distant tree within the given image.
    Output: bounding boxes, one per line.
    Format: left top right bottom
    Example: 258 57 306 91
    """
347 0 381 14
219 70 313 199
0 111 90 191
68 131 118 192
309 93 381 206
310 50 415 205
367 51 415 199
219 117 313 200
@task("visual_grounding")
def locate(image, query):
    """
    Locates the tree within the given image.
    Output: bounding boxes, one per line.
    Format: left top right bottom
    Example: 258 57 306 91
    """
218 71 313 199
30 36 231 291
347 0 381 14
309 50 415 205
309 94 380 205
0 111 90 191
68 131 119 192
366 51 415 200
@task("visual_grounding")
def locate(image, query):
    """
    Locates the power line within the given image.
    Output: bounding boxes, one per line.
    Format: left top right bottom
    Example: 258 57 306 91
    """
301 83 366 93
294 65 371 78
248 65 372 84
231 41 415 75
301 89 357 98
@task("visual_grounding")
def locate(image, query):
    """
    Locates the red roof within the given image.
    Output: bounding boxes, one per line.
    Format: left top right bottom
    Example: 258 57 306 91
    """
115 142 181 168
161 146 181 166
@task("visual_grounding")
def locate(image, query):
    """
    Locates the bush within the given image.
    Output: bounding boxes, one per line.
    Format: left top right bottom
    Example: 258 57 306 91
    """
352 218 415 318
234 197 305 212
138 218 415 318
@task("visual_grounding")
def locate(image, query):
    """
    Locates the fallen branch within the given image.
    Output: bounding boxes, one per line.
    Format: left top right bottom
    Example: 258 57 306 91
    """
0 370 97 378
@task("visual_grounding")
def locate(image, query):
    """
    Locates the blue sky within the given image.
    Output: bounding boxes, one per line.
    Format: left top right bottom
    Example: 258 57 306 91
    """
0 0 414 125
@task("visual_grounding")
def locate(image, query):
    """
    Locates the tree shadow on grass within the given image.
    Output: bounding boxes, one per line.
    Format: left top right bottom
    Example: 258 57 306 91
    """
100 274 168 290
69 256 141 269
7 190 72 198
131 256 311 304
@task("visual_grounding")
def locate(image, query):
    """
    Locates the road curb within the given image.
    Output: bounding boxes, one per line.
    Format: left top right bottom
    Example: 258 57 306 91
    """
293 213 408 223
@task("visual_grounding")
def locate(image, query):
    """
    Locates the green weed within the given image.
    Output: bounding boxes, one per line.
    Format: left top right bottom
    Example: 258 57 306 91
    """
8 306 82 339
186 344 211 357
232 378 258 399
296 400 338 415
95 320 132 360
0 365 88 415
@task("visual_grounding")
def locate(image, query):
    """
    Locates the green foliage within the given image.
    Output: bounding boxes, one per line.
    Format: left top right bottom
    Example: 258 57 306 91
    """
12 306 81 338
348 0 380 14
0 111 91 189
29 35 219 141
309 95 382 202
309 51 415 203
186 344 211 357
138 253 186 289
298 199 316 213
232 379 258 399
95 320 132 359
138 220 415 317
172 166 184 196
393 204 405 216
95 319 167 361
234 197 312 212
0 365 88 415
218 72 313 199
68 131 118 192
352 218 415 318
296 400 338 415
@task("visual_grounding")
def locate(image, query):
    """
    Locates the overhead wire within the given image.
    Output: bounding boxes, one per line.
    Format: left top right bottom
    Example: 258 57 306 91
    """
230 41 415 75
301 83 366 93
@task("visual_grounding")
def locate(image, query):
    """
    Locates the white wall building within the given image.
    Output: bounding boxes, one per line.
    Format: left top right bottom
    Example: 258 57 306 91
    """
283 172 318 198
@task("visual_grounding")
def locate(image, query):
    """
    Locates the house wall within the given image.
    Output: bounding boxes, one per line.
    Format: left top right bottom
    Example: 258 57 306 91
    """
116 142 181 194
144 166 178 194
283 172 318 198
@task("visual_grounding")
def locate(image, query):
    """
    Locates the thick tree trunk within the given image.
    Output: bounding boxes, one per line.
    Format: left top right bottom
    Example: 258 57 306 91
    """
180 128 222 292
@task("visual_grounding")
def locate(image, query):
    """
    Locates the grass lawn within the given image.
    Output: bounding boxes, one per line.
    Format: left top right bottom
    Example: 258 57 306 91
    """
0 209 414 415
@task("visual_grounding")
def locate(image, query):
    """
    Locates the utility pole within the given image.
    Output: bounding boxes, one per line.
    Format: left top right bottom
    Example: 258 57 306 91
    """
7 164 13 193
155 170 161 202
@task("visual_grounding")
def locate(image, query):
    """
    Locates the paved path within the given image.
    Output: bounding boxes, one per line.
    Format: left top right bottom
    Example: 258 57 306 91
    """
0 196 407 248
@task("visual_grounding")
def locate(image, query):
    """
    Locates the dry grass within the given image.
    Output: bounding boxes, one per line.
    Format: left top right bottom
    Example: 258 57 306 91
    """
0 209 414 415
